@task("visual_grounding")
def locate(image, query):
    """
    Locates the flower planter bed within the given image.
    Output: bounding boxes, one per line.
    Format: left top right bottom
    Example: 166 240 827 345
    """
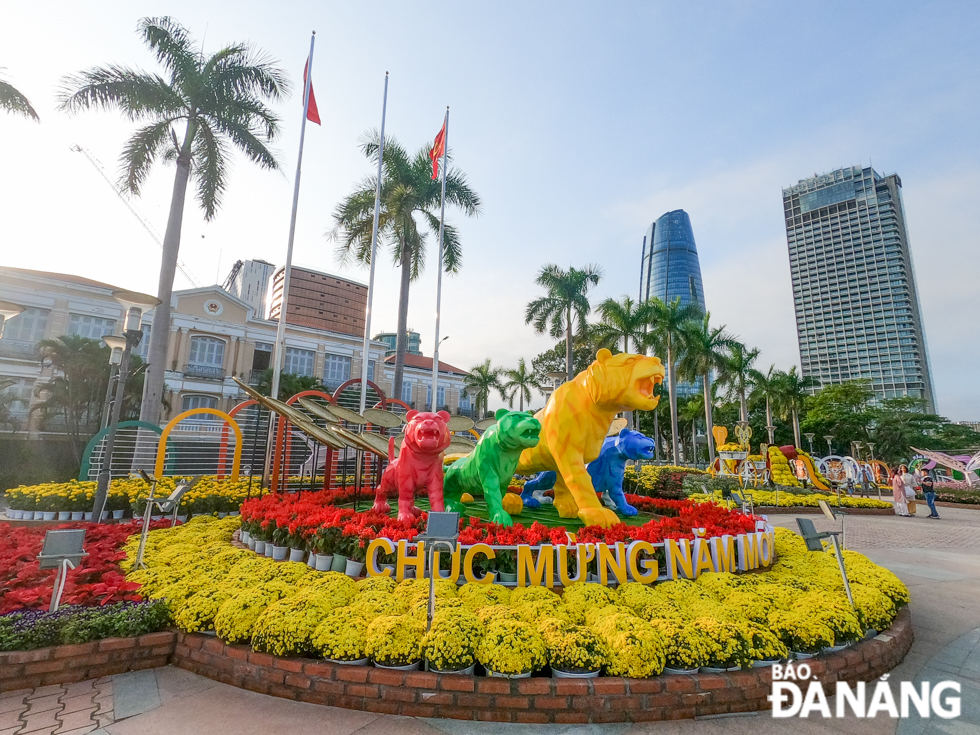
168 607 911 723
0 631 176 693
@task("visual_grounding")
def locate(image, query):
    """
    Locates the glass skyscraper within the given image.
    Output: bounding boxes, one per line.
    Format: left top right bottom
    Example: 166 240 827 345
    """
639 210 706 398
782 166 936 411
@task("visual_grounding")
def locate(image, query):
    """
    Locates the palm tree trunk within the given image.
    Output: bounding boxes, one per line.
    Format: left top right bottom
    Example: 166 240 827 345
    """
139 154 192 428
739 390 748 423
518 391 523 412
653 410 660 461
692 418 697 465
792 406 801 448
565 307 573 384
702 371 716 465
623 335 634 430
392 238 412 404
667 345 679 464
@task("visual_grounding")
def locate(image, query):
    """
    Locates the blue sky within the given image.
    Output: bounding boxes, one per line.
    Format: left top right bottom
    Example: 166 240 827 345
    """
2 1 978 418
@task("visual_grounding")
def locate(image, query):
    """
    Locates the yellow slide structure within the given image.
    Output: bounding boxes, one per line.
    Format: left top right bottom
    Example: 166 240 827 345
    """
799 454 830 490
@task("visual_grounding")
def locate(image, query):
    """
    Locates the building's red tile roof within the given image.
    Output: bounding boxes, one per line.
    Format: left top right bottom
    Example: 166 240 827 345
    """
383 353 468 376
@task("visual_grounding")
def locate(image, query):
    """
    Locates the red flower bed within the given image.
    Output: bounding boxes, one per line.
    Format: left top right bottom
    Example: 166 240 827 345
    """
0 521 168 614
239 489 758 556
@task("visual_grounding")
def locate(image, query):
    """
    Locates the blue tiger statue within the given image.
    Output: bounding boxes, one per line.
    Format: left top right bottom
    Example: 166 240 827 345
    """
519 471 557 508
587 429 656 516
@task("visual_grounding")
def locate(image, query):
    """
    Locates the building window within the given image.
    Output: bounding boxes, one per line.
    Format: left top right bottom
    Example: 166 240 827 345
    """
285 347 316 377
0 307 50 345
135 323 151 359
322 353 350 389
426 382 447 410
188 336 225 367
401 380 413 404
181 393 218 420
186 336 225 379
67 313 117 340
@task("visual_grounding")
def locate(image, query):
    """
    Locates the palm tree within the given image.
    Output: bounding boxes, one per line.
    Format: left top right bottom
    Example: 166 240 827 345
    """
722 341 760 424
679 396 704 465
0 70 39 121
774 366 817 448
464 359 506 418
502 358 541 412
59 17 288 427
594 296 651 354
333 133 481 402
255 369 326 402
677 312 737 464
749 365 784 444
641 296 701 464
525 264 602 383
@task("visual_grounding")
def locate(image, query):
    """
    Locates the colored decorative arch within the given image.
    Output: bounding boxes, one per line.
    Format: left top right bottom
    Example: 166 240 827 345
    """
218 399 262 477
156 408 242 480
78 421 163 480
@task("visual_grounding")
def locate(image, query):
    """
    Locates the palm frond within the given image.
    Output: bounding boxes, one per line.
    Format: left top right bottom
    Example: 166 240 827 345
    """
0 75 39 121
58 66 183 120
119 118 179 194
191 120 229 219
137 16 198 85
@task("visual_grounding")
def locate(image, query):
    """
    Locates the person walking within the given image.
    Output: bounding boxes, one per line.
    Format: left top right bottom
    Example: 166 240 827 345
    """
921 471 940 519
900 464 918 516
891 468 909 516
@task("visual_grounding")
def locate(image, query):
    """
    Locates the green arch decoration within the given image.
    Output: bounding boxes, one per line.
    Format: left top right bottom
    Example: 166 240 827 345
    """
78 421 163 480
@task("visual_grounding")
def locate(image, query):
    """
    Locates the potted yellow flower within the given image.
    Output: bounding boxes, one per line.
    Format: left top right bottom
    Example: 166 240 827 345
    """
312 608 371 665
538 618 606 678
366 615 425 670
476 619 547 678
421 610 484 674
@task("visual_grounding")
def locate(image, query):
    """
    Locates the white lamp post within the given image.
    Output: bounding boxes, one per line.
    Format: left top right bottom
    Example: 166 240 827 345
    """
92 290 161 521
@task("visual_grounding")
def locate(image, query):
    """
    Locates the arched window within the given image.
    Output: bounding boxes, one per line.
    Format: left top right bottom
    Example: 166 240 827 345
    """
187 336 225 379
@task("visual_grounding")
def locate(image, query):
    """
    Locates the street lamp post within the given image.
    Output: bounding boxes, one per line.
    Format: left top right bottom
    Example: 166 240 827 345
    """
804 433 816 455
100 344 124 431
92 291 160 522
824 435 834 457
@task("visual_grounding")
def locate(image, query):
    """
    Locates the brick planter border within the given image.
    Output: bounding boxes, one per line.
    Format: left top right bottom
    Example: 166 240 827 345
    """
0 631 176 693
168 608 912 723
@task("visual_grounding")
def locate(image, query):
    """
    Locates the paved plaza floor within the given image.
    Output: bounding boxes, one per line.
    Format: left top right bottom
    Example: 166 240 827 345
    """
2 505 979 735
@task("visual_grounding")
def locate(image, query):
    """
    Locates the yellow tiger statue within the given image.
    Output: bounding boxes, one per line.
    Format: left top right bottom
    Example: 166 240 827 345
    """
516 349 665 528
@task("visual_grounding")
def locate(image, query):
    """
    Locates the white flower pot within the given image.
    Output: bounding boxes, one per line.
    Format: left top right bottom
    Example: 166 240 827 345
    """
264 544 275 558
315 554 333 572
42 512 56 521
57 511 71 521
552 668 600 679
751 659 782 668
111 510 126 519
240 531 250 544
272 545 288 561
83 512 93 521
229 511 240 516
176 515 187 523
151 514 162 521
70 511 84 521
289 548 306 563
663 666 699 675
254 541 266 555
307 553 318 568
345 559 365 577
33 511 44 520
248 538 257 551
792 651 815 660
328 657 369 666
825 644 848 653
6 509 21 519
217 512 228 519
373 660 420 671
487 669 531 679
431 663 476 675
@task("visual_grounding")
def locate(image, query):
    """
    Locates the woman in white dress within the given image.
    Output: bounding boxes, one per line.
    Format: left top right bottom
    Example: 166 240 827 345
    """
891 469 909 516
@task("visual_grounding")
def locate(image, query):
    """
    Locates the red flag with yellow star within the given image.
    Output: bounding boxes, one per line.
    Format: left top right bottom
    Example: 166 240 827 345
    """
429 121 446 179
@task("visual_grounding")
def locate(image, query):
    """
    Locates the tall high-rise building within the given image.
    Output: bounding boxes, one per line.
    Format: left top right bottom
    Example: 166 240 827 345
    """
639 210 706 399
222 259 275 318
374 330 422 357
639 210 707 312
782 165 935 411
268 265 368 337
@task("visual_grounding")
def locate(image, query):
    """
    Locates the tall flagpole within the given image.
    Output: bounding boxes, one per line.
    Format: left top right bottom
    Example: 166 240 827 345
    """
358 73 389 415
430 108 449 412
263 31 316 490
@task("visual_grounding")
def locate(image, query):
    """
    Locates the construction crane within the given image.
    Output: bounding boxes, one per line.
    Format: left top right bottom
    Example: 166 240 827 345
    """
70 145 202 288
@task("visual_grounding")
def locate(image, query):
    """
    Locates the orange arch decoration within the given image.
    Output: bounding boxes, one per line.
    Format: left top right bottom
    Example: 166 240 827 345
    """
218 399 260 477
155 408 242 480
